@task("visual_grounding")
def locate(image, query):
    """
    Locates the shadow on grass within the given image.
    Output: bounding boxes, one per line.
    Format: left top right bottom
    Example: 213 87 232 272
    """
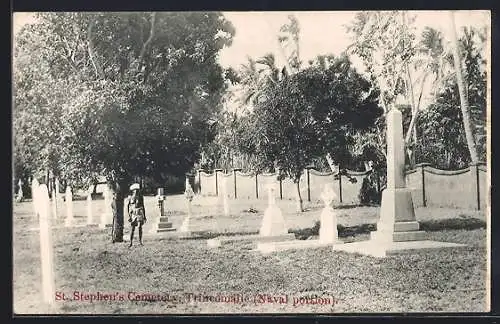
153 217 486 241
289 217 486 240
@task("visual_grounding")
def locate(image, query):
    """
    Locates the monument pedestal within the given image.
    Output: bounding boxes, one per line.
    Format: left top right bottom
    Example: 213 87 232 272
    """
333 108 466 258
156 217 176 233
370 188 426 242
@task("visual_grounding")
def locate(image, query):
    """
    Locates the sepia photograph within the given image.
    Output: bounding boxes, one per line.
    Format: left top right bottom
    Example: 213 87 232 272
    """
12 10 490 314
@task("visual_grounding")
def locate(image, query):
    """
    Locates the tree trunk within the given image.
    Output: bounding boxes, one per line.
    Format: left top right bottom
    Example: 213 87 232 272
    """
449 11 479 164
111 178 128 243
295 180 303 213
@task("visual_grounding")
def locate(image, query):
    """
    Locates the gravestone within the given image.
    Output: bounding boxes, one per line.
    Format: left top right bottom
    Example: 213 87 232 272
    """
318 184 340 244
179 179 195 233
370 108 424 244
99 186 113 229
221 176 230 217
16 179 23 202
86 188 94 225
37 184 55 305
51 183 58 220
207 183 294 248
31 178 39 217
152 188 175 233
55 178 62 203
64 186 74 227
256 183 343 253
333 107 466 257
259 183 287 236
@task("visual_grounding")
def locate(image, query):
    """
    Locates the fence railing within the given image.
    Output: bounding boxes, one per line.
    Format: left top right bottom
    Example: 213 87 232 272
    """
192 162 488 210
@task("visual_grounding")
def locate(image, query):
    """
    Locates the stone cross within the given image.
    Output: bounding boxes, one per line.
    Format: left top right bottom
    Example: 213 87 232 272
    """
320 183 336 207
38 184 55 305
150 188 164 234
86 188 93 225
319 184 339 244
65 186 74 227
180 179 195 232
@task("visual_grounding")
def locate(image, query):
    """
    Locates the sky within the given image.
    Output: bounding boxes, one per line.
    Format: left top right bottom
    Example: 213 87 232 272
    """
217 11 490 71
12 10 490 70
12 11 490 111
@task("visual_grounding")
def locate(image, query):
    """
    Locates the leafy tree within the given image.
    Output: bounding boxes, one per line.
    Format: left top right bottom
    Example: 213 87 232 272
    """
13 12 235 242
238 55 382 211
414 25 487 169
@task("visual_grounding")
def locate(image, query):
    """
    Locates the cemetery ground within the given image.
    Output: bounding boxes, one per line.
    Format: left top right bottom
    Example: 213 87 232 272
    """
13 195 487 314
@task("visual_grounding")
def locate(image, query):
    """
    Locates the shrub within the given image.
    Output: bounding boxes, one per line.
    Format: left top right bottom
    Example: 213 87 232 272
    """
358 174 381 206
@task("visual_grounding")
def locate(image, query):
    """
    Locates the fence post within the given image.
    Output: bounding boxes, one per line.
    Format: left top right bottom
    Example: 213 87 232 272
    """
232 168 241 199
214 169 222 196
420 163 431 207
338 171 343 203
197 169 202 194
279 176 283 200
255 173 259 199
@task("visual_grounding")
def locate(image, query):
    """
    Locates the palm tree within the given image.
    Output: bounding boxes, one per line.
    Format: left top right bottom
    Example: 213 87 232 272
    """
448 11 479 164
236 53 284 111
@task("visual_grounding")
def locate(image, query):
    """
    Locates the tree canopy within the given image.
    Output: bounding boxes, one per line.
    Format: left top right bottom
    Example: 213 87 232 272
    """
14 12 235 189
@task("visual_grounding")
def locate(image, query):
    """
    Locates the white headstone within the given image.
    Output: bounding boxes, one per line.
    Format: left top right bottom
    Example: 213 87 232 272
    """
86 188 93 225
31 178 39 217
100 186 112 229
16 179 23 202
51 182 58 220
65 186 74 227
221 177 229 216
318 184 339 244
55 178 61 201
38 184 55 305
259 184 287 236
180 181 195 232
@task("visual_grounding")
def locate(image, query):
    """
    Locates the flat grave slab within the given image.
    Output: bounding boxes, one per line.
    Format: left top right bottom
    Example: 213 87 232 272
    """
256 238 344 254
332 239 467 258
207 233 295 248
26 223 91 232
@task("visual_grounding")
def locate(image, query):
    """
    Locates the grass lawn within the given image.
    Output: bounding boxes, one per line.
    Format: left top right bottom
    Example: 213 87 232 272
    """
12 195 488 314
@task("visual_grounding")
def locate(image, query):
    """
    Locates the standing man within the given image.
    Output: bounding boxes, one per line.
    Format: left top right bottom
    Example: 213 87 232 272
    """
127 183 147 247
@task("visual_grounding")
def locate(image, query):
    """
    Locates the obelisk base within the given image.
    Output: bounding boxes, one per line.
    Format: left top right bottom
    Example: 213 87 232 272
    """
333 188 466 257
370 188 426 242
